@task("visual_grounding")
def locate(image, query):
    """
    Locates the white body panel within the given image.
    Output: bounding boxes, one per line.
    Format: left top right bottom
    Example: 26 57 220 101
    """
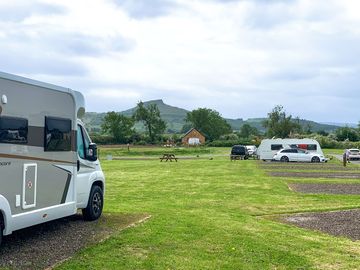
0 72 105 237
257 138 324 160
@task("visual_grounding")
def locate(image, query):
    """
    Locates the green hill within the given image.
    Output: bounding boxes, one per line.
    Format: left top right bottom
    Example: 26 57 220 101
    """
83 99 341 134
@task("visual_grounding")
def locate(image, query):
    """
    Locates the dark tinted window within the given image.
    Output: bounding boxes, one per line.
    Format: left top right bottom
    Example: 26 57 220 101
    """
282 149 297 153
307 144 317 151
0 116 28 144
271 144 283 151
231 146 247 155
45 117 72 151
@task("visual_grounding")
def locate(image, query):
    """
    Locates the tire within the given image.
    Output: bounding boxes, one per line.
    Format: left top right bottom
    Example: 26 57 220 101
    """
82 185 104 221
280 156 289 162
311 156 320 163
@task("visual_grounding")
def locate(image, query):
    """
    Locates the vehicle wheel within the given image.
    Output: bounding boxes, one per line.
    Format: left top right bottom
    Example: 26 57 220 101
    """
311 156 320 163
82 185 103 221
280 156 289 162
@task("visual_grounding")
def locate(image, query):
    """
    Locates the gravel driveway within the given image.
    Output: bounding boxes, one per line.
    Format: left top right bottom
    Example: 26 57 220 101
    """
269 171 360 179
282 209 360 241
288 183 360 194
0 213 149 270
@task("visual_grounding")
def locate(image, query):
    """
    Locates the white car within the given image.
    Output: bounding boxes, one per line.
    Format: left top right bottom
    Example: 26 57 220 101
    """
246 145 257 155
273 148 326 163
348 149 360 160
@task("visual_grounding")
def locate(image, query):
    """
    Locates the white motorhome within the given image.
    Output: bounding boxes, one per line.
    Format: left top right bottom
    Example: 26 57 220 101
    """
257 138 323 161
0 72 105 245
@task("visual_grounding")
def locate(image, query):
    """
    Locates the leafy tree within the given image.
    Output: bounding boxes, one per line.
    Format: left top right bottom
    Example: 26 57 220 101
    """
317 130 329 136
239 123 259 138
335 127 359 141
185 108 232 141
262 105 301 138
304 123 312 134
181 123 193 134
133 101 166 143
101 112 135 143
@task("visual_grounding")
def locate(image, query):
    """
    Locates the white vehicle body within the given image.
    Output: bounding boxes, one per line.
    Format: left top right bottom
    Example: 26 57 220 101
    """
273 148 326 163
348 149 360 160
246 145 257 155
0 72 105 243
257 138 324 161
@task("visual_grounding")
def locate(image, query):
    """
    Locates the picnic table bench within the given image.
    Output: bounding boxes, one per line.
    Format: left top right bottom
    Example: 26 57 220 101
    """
160 153 178 162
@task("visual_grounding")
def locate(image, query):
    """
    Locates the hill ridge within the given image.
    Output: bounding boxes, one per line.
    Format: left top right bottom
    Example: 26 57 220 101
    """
83 99 341 133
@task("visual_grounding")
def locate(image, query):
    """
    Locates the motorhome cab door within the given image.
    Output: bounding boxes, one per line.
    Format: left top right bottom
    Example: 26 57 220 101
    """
76 123 95 208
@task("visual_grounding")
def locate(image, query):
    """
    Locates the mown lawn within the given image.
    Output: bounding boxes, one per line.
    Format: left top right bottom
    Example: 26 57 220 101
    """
57 152 360 269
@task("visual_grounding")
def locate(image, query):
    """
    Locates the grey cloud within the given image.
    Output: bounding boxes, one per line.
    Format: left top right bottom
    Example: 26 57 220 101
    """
113 0 176 19
0 2 66 22
4 29 135 58
0 49 88 76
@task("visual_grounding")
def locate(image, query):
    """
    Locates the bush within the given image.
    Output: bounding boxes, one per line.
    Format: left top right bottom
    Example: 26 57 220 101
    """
90 134 115 145
207 139 254 147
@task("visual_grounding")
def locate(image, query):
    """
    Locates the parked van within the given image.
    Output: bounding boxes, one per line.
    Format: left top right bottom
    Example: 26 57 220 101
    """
256 138 323 161
0 71 105 246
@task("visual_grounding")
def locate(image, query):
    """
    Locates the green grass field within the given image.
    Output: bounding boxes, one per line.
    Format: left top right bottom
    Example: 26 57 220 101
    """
57 148 360 269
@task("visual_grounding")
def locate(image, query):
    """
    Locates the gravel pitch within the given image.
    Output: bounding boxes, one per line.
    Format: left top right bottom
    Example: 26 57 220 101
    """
259 163 359 171
288 183 360 194
269 171 360 179
0 213 149 270
282 209 360 241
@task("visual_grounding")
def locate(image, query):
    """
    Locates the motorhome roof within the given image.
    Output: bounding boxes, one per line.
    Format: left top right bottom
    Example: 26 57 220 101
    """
0 71 85 118
0 71 73 94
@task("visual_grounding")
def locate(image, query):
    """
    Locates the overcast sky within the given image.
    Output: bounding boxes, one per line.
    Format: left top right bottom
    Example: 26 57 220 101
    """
0 0 359 123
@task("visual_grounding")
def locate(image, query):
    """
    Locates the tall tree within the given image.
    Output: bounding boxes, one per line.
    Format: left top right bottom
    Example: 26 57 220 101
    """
101 112 135 143
133 101 166 143
335 126 359 141
185 108 232 141
239 123 259 138
262 105 301 138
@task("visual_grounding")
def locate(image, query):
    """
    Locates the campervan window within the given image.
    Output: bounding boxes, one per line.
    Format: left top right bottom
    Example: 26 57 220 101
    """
44 117 72 151
307 144 317 151
271 144 283 151
0 116 28 144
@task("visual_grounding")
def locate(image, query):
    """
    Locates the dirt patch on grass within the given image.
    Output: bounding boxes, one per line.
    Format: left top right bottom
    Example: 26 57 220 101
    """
289 183 360 194
259 163 358 171
281 209 360 241
269 171 360 179
0 213 150 270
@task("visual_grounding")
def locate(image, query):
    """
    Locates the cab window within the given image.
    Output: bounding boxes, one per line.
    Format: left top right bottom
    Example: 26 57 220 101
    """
77 125 85 159
77 124 91 160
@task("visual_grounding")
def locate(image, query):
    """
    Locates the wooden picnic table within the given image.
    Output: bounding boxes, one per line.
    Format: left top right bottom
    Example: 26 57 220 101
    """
160 153 178 162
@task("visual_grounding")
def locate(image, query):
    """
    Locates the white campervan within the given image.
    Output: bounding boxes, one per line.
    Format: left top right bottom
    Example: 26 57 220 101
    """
0 72 105 246
257 138 323 161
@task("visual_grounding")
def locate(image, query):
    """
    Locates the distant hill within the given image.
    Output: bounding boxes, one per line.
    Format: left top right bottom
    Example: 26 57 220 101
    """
83 99 342 134
320 122 358 128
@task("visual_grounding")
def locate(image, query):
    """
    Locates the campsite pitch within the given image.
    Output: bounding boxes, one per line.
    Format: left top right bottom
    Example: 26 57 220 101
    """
281 209 360 241
0 213 149 270
52 152 360 270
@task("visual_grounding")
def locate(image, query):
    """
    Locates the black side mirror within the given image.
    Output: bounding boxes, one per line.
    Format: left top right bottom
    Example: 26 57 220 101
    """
87 143 98 161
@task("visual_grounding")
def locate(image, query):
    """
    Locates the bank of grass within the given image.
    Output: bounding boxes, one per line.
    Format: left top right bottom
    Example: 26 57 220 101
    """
98 145 229 158
57 154 360 269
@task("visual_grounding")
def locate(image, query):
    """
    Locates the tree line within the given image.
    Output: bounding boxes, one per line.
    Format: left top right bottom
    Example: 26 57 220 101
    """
97 102 360 147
